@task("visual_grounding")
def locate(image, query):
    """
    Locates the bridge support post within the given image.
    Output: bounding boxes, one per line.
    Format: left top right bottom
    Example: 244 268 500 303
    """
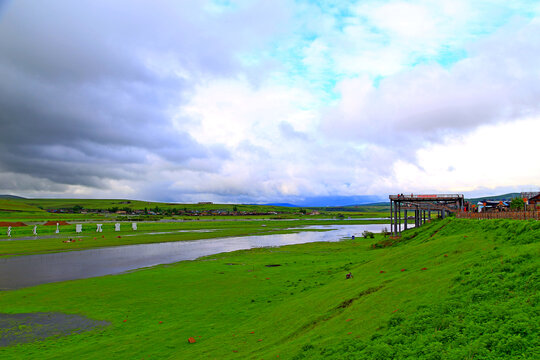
398 202 401 236
394 201 399 236
404 210 408 230
390 200 393 236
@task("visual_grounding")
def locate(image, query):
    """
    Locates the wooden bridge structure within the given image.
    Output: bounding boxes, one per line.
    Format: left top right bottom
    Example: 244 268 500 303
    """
389 194 465 236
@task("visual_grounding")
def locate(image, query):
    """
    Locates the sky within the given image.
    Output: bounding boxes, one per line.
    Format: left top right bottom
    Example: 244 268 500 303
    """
0 0 539 204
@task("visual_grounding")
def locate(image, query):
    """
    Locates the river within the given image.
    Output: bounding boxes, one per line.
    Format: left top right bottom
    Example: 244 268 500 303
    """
0 223 404 290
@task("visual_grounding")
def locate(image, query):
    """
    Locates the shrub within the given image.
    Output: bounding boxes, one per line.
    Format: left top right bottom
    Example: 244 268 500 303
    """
362 230 375 239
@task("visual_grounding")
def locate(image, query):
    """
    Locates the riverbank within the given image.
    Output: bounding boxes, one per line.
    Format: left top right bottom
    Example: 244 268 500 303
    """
0 224 388 290
0 218 537 359
0 219 390 258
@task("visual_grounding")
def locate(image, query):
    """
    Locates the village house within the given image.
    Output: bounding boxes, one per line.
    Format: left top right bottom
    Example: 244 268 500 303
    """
528 193 540 208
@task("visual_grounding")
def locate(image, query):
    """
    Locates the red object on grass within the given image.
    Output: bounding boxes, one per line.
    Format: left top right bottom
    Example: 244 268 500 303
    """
444 254 448 257
188 337 196 344
346 318 352 322
117 236 122 238
123 319 127 322
258 339 263 342
159 321 163 324
250 331 255 334
266 278 270 280
347 332 352 335
401 269 406 272
392 309 399 313
421 267 428 270
379 270 385 273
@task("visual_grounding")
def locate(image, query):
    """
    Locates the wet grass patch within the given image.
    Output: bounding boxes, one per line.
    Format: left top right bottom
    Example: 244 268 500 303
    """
0 312 109 347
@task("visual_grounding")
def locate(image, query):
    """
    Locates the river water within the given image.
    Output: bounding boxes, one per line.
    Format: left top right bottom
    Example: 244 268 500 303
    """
0 223 401 290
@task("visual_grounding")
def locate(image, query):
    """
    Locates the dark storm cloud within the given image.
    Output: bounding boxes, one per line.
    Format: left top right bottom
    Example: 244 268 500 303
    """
0 0 288 192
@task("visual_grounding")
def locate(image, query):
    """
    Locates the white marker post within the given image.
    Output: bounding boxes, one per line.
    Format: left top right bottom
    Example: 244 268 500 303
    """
132 223 137 231
96 224 103 232
115 223 120 232
7 226 11 237
76 224 82 233
33 225 37 236
55 222 60 234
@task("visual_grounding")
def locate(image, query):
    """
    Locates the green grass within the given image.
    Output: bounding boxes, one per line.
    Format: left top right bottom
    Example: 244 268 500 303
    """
13 198 300 213
0 197 390 222
0 219 385 257
0 200 47 214
0 218 537 359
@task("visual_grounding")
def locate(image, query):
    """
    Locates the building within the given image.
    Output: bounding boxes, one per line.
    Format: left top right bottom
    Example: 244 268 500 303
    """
528 193 540 207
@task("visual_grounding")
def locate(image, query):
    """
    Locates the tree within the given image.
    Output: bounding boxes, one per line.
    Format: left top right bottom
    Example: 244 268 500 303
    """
510 197 525 210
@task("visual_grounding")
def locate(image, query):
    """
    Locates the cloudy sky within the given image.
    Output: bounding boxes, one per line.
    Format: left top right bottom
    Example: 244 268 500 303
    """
1 0 539 204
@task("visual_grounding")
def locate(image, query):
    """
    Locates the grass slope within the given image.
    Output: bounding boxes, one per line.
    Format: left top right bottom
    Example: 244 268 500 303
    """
15 198 300 213
0 218 537 359
0 200 46 213
466 193 521 202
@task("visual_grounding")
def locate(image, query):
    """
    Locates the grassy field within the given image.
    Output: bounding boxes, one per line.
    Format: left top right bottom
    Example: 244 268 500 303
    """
0 218 537 359
0 198 388 222
0 219 390 258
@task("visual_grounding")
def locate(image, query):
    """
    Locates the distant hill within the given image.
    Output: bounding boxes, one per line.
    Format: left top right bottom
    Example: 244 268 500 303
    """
0 199 45 212
466 192 520 202
270 195 385 207
262 203 299 207
353 202 390 206
0 195 26 199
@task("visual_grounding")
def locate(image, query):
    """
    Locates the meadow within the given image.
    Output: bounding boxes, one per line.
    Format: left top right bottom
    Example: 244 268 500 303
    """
0 218 389 258
0 198 387 222
0 218 537 359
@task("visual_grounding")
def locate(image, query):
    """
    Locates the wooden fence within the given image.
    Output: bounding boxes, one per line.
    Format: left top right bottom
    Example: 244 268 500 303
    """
456 210 540 220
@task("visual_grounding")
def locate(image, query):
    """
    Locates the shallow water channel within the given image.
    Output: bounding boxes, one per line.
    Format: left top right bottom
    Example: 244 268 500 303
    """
0 224 401 290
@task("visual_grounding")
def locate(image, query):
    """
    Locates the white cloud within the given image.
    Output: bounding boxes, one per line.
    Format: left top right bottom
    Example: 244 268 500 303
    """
1 0 539 202
179 77 318 147
386 116 540 194
323 18 540 145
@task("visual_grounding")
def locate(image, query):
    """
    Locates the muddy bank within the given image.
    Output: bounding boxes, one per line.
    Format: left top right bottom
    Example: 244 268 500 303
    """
0 312 109 347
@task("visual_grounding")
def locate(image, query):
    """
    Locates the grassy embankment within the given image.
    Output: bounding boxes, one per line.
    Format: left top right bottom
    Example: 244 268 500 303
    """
0 219 389 258
0 218 537 359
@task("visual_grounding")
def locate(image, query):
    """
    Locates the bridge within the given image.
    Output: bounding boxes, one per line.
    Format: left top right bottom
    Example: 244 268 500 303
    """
389 194 465 236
